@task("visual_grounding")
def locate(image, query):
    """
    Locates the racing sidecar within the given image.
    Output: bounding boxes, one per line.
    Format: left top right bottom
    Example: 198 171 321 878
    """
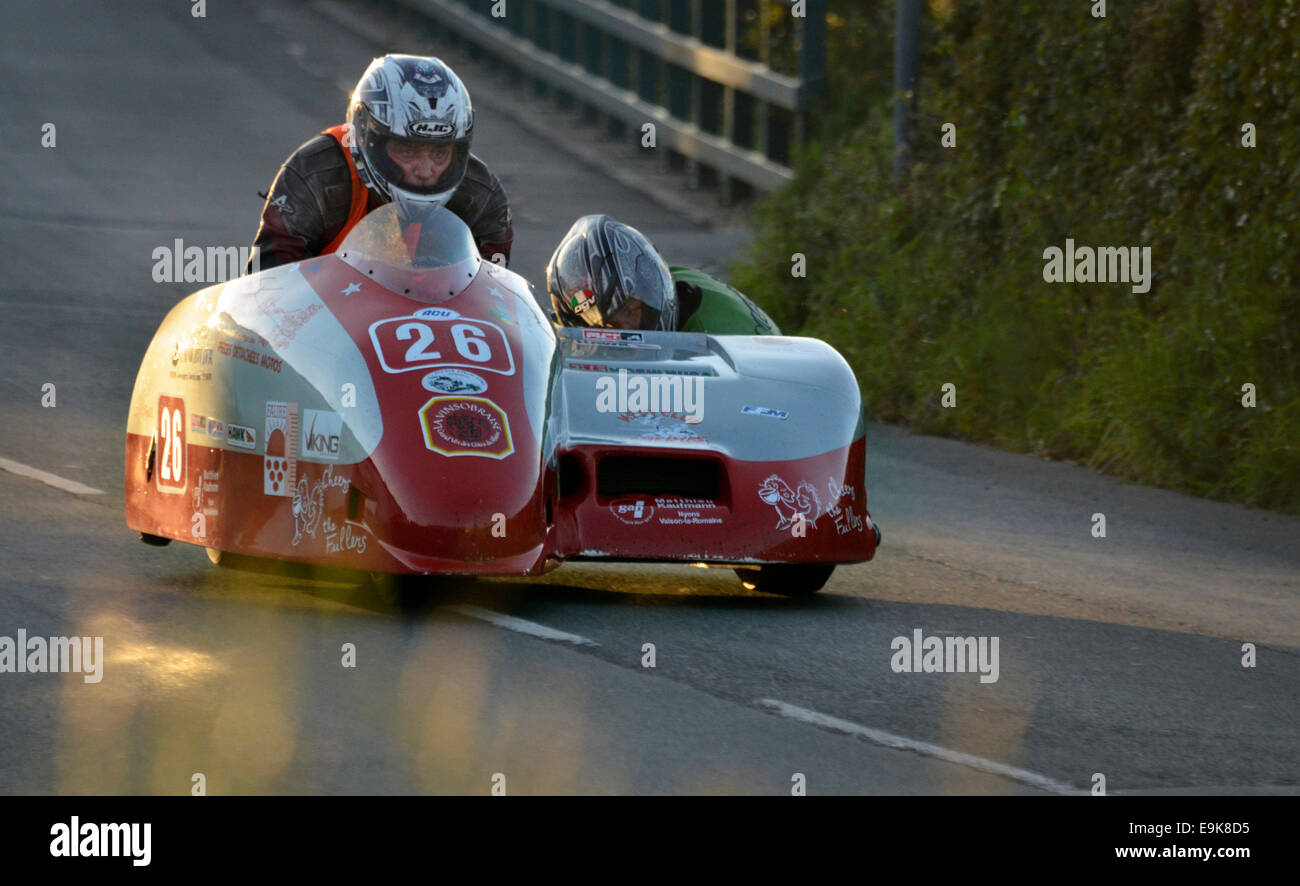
124 205 879 594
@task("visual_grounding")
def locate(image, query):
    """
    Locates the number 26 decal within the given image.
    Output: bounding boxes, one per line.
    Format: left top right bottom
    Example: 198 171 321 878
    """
370 316 514 375
156 395 187 492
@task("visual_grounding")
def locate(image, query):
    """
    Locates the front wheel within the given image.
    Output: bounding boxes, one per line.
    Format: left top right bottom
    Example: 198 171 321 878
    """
735 563 835 596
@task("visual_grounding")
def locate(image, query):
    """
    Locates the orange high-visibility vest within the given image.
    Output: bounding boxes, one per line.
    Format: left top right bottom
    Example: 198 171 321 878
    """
320 124 371 254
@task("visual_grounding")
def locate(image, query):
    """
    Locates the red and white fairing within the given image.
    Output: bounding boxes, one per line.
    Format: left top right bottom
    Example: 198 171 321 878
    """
125 206 878 576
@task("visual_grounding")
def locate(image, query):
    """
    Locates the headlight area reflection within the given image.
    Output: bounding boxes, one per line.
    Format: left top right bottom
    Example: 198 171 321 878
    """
47 566 774 794
55 601 300 794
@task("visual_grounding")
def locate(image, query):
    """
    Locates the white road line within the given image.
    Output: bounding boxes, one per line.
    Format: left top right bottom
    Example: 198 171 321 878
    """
444 604 600 647
0 457 104 496
758 698 1078 795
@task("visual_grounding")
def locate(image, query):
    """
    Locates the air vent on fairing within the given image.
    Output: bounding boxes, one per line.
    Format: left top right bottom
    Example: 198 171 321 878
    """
596 456 721 499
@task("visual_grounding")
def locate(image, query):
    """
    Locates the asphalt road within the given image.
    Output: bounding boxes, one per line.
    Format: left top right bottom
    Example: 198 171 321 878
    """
0 0 1296 795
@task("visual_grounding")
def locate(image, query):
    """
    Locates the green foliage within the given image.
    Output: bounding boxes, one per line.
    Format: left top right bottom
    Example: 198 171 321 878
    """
733 0 1300 511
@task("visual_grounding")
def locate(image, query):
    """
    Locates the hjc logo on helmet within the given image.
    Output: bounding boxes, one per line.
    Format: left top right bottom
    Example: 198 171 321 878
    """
409 121 454 137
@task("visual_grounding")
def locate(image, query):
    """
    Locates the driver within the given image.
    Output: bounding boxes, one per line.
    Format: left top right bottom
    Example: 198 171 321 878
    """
546 215 780 335
247 54 513 273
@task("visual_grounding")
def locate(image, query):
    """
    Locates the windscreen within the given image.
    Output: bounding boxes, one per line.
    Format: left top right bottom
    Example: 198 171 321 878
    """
335 203 481 302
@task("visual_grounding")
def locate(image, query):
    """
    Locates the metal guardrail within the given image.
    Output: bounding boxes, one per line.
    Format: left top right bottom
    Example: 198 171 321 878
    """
391 0 825 198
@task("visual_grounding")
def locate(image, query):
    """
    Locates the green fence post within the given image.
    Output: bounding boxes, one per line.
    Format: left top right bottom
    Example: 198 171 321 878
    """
666 0 691 175
894 0 920 180
757 0 771 169
796 0 826 147
721 0 738 205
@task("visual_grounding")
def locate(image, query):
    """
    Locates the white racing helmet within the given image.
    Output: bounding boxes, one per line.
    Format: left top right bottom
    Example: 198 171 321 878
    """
346 55 474 221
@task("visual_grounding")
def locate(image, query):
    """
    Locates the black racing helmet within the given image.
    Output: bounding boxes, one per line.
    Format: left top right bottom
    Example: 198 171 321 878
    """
546 215 678 331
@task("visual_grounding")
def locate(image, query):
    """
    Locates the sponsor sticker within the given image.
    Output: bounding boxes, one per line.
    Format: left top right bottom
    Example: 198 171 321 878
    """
216 339 283 373
634 365 714 377
226 423 257 450
196 468 220 520
609 497 655 525
168 368 212 382
651 496 723 526
587 329 642 342
591 341 660 351
207 418 225 440
616 412 705 442
264 401 298 496
301 409 343 461
413 307 460 322
742 405 789 420
287 466 368 555
753 475 865 534
172 346 214 366
609 495 723 526
570 288 598 315
825 477 866 535
290 464 351 547
418 396 514 459
757 474 821 531
566 361 716 377
422 368 488 395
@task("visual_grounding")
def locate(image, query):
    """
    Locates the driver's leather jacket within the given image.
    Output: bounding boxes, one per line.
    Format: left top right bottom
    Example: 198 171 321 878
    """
247 126 514 274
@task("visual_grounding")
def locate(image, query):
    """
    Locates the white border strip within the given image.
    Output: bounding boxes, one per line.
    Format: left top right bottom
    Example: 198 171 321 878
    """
758 698 1078 795
0 457 104 495
445 604 600 647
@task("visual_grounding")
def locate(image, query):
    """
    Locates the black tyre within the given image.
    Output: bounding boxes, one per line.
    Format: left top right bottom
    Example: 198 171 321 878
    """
735 563 835 596
139 532 171 547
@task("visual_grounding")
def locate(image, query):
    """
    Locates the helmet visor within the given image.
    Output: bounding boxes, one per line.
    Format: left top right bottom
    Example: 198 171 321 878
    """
606 298 660 330
365 136 469 197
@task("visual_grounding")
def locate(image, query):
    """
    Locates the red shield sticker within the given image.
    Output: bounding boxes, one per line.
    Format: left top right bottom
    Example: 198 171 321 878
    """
418 396 514 459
